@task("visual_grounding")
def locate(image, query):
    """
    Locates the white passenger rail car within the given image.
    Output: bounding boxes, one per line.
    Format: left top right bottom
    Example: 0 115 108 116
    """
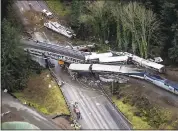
99 56 129 64
112 51 165 73
44 21 75 38
144 73 178 95
69 64 144 75
85 52 113 61
132 55 165 73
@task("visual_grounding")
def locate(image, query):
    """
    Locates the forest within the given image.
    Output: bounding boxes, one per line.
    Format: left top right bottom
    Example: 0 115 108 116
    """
69 0 178 64
1 0 43 92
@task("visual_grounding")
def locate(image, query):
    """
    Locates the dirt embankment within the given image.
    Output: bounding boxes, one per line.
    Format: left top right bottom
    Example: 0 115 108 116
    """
112 77 178 129
164 68 178 82
52 117 73 129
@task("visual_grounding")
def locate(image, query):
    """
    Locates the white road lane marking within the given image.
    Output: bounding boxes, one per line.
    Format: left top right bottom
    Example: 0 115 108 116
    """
90 95 104 100
33 116 40 121
96 103 100 106
97 104 118 129
66 83 98 129
107 100 131 130
1 111 11 116
65 82 102 93
21 7 24 12
80 92 109 129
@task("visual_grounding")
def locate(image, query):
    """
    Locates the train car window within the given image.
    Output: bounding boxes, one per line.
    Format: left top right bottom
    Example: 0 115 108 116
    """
164 82 169 86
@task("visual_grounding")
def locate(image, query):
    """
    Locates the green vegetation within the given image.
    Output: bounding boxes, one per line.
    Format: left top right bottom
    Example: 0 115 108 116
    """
71 1 160 58
1 19 43 92
69 0 178 65
112 96 151 129
2 0 69 117
13 70 70 115
45 0 70 17
111 84 178 129
1 1 44 92
112 95 176 129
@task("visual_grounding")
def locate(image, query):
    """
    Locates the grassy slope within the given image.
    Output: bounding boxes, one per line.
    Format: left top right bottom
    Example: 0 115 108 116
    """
112 96 151 129
112 84 178 130
13 70 70 115
45 0 70 17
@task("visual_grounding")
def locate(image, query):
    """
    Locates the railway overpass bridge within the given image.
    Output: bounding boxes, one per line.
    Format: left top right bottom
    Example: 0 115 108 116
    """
20 39 144 76
20 39 85 64
20 39 132 129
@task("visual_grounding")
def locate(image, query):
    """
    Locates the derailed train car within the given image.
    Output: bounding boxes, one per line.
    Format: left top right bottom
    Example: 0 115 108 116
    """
85 52 113 61
112 51 166 73
84 51 165 73
84 52 132 64
99 56 130 65
144 73 178 95
69 63 178 95
132 55 165 73
69 64 145 78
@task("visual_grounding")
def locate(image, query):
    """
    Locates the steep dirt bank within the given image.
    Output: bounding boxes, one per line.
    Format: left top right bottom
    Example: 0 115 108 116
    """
164 67 178 82
112 77 178 129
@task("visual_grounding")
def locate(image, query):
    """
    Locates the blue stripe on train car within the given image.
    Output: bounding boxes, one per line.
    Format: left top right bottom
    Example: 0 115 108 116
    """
145 73 178 91
145 73 165 82
164 80 178 90
124 72 145 79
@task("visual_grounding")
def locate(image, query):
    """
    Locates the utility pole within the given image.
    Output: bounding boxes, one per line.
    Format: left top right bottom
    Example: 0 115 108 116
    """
112 81 114 96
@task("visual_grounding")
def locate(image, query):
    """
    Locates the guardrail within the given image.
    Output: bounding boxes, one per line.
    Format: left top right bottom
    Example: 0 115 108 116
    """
48 68 75 123
99 84 132 128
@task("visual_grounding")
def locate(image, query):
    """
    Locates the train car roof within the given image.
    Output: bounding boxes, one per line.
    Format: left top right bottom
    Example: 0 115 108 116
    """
132 55 143 63
141 59 165 69
85 52 113 60
69 64 91 71
99 56 128 63
92 64 144 74
132 55 164 69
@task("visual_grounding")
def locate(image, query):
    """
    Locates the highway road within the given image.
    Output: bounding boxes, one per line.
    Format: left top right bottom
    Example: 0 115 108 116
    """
50 59 131 129
2 92 60 129
29 52 132 129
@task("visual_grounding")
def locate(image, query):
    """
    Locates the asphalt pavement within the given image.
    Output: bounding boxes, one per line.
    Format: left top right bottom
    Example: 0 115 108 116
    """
1 92 60 129
51 59 131 129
